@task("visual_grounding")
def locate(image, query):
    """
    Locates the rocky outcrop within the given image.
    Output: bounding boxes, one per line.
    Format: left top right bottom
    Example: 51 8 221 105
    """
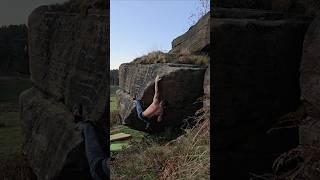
19 4 108 180
214 0 272 10
169 13 210 55
214 0 320 15
300 14 320 178
203 64 210 109
116 63 206 132
301 15 320 121
212 8 311 179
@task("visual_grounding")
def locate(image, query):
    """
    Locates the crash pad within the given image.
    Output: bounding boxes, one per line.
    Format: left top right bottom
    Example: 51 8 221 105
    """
110 141 129 152
110 133 131 142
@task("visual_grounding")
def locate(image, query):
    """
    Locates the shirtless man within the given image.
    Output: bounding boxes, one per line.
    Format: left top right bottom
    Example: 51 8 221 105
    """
134 75 164 129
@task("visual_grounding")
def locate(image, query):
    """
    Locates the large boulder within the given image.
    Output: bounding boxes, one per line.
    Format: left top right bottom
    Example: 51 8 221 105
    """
301 15 320 120
28 6 108 122
19 5 108 180
203 64 210 109
214 0 272 9
300 15 320 178
212 8 311 179
169 13 210 55
214 0 320 15
116 63 206 132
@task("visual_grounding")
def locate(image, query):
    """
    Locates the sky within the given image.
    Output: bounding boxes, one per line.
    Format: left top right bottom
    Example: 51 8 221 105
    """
0 0 67 26
111 0 203 69
0 0 206 70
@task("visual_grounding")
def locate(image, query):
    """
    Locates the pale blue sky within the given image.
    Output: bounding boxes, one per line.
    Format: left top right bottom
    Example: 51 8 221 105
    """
110 0 204 69
0 0 66 26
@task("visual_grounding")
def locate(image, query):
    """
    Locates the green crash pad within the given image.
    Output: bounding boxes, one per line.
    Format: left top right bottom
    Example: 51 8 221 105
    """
110 141 129 152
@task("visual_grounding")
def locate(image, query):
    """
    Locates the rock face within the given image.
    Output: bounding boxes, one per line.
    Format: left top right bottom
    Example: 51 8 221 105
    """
203 64 210 109
301 15 320 120
169 13 210 55
300 15 320 178
212 8 310 179
214 0 272 9
214 0 320 15
19 5 108 180
116 63 206 132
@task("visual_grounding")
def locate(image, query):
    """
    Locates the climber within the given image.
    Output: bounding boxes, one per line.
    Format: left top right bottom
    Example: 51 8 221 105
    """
73 104 109 180
133 75 165 129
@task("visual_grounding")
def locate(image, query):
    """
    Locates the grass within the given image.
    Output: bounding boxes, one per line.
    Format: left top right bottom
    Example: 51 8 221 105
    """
110 96 118 112
0 155 36 180
0 77 35 179
110 107 210 180
0 77 32 103
132 51 209 66
0 126 22 159
110 85 119 112
110 85 120 127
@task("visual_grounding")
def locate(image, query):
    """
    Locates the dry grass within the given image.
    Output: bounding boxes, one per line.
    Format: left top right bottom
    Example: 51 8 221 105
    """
110 106 210 180
158 107 210 180
132 51 209 66
250 104 320 180
110 110 121 128
0 156 36 180
250 145 320 180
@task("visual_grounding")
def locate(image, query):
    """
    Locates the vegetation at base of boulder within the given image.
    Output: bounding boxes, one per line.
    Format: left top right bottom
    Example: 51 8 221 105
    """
110 85 120 127
131 51 209 66
110 106 210 180
251 105 320 179
0 156 37 180
0 77 33 179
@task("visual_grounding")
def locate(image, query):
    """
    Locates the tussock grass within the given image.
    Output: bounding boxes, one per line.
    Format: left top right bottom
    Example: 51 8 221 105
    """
158 107 210 180
132 51 209 66
0 156 36 180
251 105 320 180
110 106 210 180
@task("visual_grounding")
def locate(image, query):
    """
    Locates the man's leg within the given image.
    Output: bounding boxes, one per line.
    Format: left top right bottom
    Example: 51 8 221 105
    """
80 122 109 180
134 100 150 129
